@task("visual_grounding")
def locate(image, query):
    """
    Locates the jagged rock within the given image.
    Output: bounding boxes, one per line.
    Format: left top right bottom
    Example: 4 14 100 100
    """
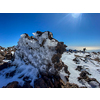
5 53 13 60
5 70 16 78
0 62 11 71
2 81 19 88
23 76 32 83
65 76 69 81
76 66 83 71
48 31 53 40
0 51 5 56
43 76 54 88
52 53 61 63
23 82 33 88
55 42 67 54
61 82 79 88
64 65 70 75
0 55 4 60
78 71 100 88
18 74 24 79
36 31 43 36
73 57 80 64
54 62 63 71
79 71 90 79
34 78 48 88
0 59 2 63
54 78 61 88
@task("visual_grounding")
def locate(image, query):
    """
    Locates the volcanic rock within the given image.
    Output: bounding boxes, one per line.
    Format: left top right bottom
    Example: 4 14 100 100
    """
2 81 19 88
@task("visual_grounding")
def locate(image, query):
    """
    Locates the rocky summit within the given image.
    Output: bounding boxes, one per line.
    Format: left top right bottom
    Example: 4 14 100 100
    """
0 31 100 88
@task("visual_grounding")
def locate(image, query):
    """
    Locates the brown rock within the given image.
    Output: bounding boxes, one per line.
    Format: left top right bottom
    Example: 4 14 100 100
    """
52 53 61 63
48 31 53 40
0 62 11 71
23 82 33 88
64 65 70 75
62 82 79 88
43 76 54 88
76 66 83 71
54 78 61 88
34 78 48 88
65 76 69 81
55 42 67 54
2 81 19 88
36 31 43 36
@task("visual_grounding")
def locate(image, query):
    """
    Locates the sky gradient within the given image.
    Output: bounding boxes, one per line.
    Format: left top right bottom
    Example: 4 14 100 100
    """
0 13 100 51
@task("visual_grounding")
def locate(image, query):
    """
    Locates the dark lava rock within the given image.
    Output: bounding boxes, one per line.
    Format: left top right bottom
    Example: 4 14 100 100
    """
6 70 16 78
55 42 67 54
23 76 32 83
76 66 83 71
48 31 53 40
18 74 24 79
34 78 48 88
43 76 54 88
0 59 2 63
0 51 5 56
61 82 79 88
0 55 4 60
2 81 19 88
5 53 13 60
54 62 63 71
52 53 61 63
79 71 89 79
36 31 43 36
65 76 69 82
54 78 61 88
0 62 11 71
64 65 70 75
23 82 33 88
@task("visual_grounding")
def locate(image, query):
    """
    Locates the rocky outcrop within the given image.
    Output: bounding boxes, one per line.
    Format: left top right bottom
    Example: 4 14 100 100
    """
78 71 100 88
0 62 11 71
2 81 19 88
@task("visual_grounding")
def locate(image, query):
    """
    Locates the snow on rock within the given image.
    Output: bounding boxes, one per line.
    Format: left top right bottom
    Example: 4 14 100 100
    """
12 31 58 74
0 31 100 88
0 31 68 88
61 52 100 88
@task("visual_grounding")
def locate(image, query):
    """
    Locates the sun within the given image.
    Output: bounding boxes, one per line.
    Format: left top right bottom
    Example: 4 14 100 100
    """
72 13 82 18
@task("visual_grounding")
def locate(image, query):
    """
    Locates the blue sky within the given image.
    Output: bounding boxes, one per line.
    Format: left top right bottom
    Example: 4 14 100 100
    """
0 13 100 51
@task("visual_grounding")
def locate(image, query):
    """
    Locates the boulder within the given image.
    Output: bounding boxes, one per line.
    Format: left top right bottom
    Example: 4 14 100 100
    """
2 81 19 88
23 82 33 88
43 76 54 88
0 62 11 71
76 66 83 71
55 42 67 54
61 82 79 88
52 53 61 63
34 78 48 88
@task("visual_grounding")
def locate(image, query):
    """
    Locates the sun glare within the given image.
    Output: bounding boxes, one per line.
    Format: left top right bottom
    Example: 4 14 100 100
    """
72 13 81 18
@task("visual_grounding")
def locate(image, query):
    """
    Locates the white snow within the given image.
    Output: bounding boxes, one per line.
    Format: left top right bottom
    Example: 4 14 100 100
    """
1 50 4 52
61 52 100 87
13 32 58 74
0 63 39 87
11 51 14 55
3 60 11 62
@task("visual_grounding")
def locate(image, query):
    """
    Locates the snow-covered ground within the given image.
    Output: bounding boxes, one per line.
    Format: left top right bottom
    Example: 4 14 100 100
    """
61 52 100 87
0 31 100 88
0 63 39 87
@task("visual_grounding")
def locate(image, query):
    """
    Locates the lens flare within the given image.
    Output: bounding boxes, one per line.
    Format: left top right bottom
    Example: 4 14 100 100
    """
72 13 81 18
